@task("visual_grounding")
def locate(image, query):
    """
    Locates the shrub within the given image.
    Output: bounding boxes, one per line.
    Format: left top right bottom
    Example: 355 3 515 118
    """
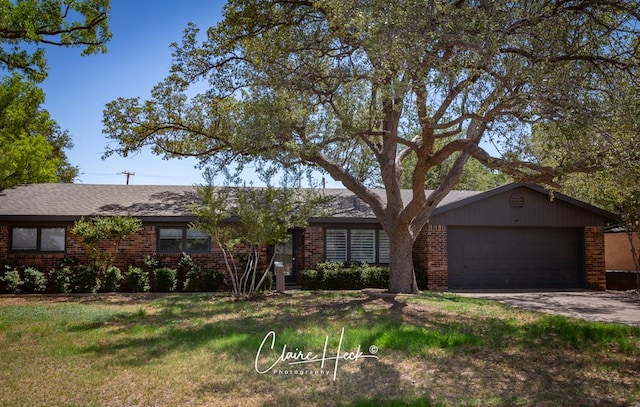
49 267 73 293
73 265 100 293
153 267 177 292
143 255 161 272
300 269 321 290
1 269 23 293
301 262 389 290
23 267 47 293
100 266 123 292
183 267 201 291
202 269 225 291
361 265 389 289
259 270 273 291
323 266 361 290
177 253 200 291
125 266 150 292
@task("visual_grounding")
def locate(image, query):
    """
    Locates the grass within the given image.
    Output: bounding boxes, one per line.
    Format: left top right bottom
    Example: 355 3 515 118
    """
0 291 638 406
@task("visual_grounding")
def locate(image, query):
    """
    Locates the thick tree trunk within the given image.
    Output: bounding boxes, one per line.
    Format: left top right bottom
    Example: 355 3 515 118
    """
387 227 419 294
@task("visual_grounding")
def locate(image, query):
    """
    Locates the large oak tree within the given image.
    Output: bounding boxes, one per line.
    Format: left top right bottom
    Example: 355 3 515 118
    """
103 0 640 293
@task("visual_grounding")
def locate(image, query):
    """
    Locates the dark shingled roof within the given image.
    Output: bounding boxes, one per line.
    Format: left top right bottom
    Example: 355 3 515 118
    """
0 183 483 220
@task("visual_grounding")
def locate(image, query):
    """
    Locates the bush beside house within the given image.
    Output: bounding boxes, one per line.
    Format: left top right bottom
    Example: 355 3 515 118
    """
300 262 390 290
300 262 429 291
0 254 228 294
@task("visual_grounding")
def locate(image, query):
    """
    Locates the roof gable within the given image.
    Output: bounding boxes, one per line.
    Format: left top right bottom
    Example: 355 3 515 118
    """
430 183 618 227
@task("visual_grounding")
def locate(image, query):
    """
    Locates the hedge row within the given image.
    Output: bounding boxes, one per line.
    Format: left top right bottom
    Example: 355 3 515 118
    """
300 262 389 290
0 254 226 294
300 262 428 291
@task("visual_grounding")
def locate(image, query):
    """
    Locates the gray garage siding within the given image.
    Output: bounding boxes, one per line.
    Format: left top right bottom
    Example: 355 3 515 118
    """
448 227 583 289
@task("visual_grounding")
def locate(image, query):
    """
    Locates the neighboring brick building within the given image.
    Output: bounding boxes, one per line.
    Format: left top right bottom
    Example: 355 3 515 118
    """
0 183 617 290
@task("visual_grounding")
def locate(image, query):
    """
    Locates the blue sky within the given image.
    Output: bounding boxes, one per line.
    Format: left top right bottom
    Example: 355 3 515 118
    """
40 1 230 185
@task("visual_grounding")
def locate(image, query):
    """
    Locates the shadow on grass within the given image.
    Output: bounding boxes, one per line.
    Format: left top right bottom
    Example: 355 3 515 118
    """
66 291 640 405
349 397 445 407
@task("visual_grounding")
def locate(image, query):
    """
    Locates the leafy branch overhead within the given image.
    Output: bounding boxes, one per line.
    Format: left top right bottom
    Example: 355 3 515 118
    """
103 0 640 293
0 0 112 82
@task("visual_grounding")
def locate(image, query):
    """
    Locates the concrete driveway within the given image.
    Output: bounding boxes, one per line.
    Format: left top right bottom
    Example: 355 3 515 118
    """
456 290 640 326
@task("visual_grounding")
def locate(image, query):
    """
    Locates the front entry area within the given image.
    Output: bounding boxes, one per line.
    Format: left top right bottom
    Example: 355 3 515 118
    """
274 231 299 286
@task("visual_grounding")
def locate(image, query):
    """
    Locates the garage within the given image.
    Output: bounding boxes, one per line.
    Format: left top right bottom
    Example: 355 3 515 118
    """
448 226 582 289
423 184 618 291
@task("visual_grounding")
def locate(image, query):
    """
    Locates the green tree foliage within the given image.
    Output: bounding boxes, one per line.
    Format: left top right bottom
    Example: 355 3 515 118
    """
399 152 510 191
0 0 111 82
190 181 324 296
0 73 77 189
0 0 111 190
528 81 640 288
71 215 143 272
103 0 640 293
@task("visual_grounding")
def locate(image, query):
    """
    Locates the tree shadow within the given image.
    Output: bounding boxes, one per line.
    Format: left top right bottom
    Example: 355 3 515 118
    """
66 291 640 405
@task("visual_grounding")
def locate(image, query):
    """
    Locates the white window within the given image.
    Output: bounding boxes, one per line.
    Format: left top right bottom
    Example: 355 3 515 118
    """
325 229 347 262
378 231 390 264
350 230 376 263
325 228 389 264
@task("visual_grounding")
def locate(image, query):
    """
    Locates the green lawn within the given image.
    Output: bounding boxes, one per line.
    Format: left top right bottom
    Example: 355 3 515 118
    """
0 291 638 406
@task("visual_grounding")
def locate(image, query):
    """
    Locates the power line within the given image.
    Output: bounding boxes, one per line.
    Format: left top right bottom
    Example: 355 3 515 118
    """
119 171 135 185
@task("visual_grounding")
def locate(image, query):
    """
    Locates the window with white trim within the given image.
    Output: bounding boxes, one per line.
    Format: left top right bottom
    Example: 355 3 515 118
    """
11 227 66 252
325 229 347 262
350 229 376 263
325 228 389 264
378 231 390 263
158 227 210 253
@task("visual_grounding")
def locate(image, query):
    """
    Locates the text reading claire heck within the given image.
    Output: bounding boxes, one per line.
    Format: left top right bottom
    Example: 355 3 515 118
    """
254 327 380 381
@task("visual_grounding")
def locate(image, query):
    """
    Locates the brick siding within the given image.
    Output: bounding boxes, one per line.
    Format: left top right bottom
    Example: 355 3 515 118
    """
425 225 448 291
0 224 267 273
585 226 606 290
302 226 324 269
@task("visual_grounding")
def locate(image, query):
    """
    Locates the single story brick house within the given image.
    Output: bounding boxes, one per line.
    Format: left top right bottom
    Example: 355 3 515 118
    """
0 182 616 290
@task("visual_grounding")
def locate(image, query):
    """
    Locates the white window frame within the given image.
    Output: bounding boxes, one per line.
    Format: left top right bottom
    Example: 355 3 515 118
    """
325 229 348 262
325 228 389 264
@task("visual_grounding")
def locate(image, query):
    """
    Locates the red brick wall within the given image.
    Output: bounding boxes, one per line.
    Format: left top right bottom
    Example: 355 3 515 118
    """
0 225 8 264
2 225 69 269
302 226 324 270
425 225 448 291
0 224 265 273
585 226 606 290
412 225 448 291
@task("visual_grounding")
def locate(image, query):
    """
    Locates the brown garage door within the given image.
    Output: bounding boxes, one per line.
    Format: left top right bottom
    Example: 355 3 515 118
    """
448 227 582 289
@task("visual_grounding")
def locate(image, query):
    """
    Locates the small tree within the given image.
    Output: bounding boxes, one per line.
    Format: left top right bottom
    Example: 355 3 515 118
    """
190 182 323 296
71 216 143 273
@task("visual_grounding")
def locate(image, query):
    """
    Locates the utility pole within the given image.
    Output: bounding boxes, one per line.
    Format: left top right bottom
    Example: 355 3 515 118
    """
119 171 135 185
